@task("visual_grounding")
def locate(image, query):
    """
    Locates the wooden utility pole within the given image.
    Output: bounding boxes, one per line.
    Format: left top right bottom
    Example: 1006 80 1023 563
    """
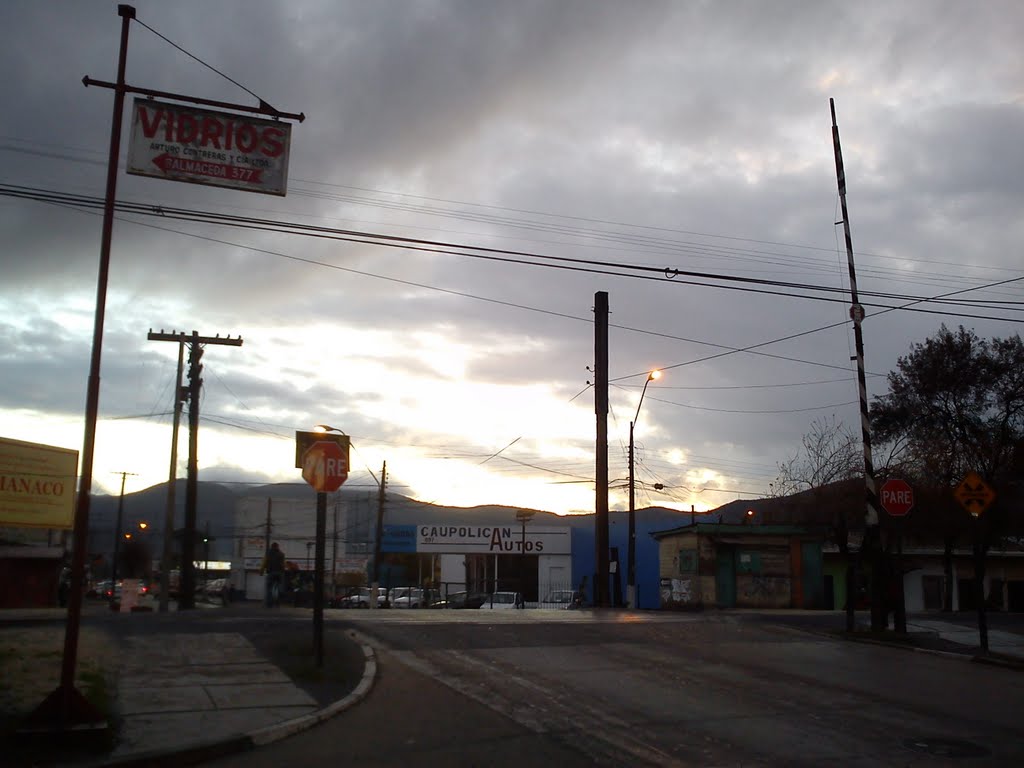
148 329 242 609
109 471 136 609
153 335 185 612
594 291 610 607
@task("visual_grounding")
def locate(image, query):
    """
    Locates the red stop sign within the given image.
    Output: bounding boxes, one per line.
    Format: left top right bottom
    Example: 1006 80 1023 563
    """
880 478 914 516
301 440 349 493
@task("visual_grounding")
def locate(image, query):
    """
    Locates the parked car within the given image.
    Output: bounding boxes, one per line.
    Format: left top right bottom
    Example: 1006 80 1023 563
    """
199 578 229 605
388 586 424 608
478 591 521 609
429 590 487 609
89 579 113 599
98 580 149 601
392 587 442 608
333 587 387 608
543 589 577 608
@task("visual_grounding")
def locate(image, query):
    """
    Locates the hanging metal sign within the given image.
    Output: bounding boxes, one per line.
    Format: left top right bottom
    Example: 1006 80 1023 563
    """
126 98 292 196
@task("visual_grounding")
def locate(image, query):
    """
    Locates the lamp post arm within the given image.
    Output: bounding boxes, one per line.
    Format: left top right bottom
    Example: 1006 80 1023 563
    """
634 377 653 426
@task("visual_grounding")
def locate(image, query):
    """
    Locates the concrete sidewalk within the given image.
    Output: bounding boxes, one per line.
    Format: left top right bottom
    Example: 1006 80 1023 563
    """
1 607 376 767
905 617 1024 660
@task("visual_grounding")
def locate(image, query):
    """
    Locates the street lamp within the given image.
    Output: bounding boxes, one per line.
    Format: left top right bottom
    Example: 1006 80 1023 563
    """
515 510 534 608
314 424 346 434
628 369 661 609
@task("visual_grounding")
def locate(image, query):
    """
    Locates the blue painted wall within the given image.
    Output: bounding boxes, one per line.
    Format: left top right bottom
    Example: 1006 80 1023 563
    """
571 510 691 609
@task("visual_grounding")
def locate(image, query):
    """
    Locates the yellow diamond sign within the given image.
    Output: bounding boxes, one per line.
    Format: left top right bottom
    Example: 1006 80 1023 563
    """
954 471 995 517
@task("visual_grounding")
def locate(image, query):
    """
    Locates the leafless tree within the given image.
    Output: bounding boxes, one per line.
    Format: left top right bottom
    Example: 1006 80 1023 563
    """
771 415 861 499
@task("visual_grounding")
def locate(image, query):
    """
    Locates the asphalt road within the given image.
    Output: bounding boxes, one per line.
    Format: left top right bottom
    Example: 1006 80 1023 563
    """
201 610 1024 767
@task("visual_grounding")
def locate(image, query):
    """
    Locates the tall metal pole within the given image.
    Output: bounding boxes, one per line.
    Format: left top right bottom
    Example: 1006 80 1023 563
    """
627 370 658 609
331 495 339 604
203 520 211 588
159 336 184 612
515 509 534 607
831 98 885 633
42 5 135 730
314 491 326 667
628 421 636 607
109 471 130 610
372 461 386 606
594 291 610 607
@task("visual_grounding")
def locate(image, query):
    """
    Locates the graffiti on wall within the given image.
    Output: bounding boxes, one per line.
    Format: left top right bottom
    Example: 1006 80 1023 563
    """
660 577 694 606
741 575 789 605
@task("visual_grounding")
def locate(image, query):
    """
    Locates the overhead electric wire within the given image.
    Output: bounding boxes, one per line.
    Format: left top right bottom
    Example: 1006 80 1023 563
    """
2 183 1021 323
1 184 905 382
3 135 1018 291
291 176 1024 278
612 271 1024 385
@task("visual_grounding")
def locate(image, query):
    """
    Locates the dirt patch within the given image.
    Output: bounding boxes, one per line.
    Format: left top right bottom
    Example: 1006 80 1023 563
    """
0 624 114 733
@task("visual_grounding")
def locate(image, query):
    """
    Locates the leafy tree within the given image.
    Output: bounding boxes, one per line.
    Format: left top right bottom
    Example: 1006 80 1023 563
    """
872 325 1024 610
872 325 1024 484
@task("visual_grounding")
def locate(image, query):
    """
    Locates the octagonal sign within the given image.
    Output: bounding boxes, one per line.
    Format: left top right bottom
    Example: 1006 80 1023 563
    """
301 440 349 493
880 478 914 517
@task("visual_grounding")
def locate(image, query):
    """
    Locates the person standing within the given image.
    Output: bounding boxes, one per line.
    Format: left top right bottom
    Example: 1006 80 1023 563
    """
261 542 285 607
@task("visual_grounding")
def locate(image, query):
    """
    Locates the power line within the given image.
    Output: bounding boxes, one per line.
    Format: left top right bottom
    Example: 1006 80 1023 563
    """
3 136 1020 293
3 183 1022 322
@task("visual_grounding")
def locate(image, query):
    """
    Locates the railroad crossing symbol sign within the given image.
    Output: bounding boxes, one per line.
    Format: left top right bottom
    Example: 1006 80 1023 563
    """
954 471 995 517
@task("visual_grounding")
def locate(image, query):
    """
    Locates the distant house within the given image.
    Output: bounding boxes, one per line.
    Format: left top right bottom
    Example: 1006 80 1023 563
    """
0 544 64 608
652 523 825 610
698 480 1024 613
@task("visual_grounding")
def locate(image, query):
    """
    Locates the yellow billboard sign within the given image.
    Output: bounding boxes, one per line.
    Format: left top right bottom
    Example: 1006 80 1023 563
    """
0 436 78 529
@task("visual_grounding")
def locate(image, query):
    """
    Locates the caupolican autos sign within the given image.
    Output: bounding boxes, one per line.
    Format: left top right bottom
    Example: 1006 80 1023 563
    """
0 436 78 529
417 525 571 555
127 98 291 196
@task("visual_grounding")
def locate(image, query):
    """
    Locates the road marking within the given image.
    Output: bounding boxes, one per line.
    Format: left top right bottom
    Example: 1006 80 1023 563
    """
390 647 691 767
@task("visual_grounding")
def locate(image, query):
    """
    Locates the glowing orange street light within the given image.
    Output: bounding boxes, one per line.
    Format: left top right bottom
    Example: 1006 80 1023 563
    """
628 369 662 609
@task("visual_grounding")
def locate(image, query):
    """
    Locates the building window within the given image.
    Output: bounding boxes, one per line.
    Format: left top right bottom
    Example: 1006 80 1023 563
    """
737 551 762 574
678 549 697 574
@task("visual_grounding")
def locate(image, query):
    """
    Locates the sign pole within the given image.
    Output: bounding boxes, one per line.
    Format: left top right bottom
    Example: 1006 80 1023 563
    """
974 517 989 652
296 431 349 666
314 490 326 667
26 4 136 733
953 471 996 653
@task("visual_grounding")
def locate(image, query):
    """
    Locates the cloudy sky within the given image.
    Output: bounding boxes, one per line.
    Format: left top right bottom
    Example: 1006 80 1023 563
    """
1 0 1022 515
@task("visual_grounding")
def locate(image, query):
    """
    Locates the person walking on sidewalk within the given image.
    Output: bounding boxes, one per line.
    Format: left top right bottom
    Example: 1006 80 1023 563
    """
261 542 286 607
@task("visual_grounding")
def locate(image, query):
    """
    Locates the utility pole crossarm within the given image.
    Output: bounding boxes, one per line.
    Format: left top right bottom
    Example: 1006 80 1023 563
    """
148 329 242 611
148 329 243 346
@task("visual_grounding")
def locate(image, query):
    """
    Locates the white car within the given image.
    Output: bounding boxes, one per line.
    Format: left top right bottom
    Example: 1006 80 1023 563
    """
335 587 386 608
391 587 438 608
542 589 577 608
478 591 521 609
